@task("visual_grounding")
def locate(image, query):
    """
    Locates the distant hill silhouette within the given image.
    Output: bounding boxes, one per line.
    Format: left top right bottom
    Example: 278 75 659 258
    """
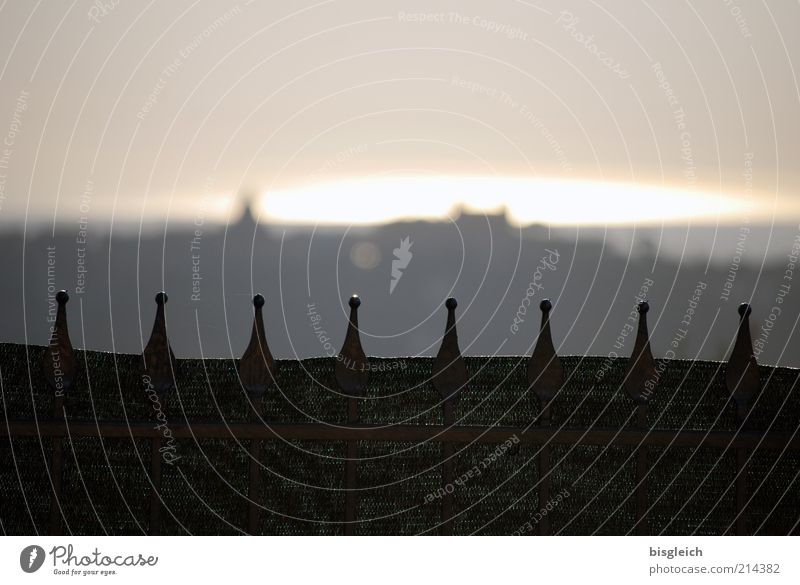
1 208 797 367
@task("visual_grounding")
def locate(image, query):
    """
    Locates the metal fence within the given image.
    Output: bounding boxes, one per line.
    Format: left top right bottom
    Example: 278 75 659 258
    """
1 289 798 535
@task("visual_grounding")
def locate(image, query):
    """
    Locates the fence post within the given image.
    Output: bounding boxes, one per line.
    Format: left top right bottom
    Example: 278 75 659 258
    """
42 290 75 535
726 303 759 536
238 293 275 534
142 292 175 535
432 298 467 535
624 300 656 535
527 299 563 536
335 295 368 535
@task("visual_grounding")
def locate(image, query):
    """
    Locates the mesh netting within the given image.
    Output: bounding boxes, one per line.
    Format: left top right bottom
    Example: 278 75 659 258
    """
1 343 798 535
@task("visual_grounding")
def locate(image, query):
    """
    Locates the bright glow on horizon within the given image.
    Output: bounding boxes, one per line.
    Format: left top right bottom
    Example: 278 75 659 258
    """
171 192 241 223
257 176 754 227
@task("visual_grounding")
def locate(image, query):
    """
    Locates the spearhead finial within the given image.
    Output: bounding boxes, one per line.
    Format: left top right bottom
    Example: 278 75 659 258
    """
335 294 369 395
142 291 176 394
726 303 759 421
432 297 468 402
527 299 564 403
624 300 657 404
43 290 76 396
239 294 275 395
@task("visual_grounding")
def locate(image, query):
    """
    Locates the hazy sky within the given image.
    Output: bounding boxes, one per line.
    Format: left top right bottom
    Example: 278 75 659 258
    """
0 0 798 227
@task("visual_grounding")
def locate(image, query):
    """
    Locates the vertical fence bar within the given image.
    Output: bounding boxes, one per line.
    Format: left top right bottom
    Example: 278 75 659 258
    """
433 298 467 535
624 301 656 535
345 399 359 535
537 405 551 536
527 300 563 537
634 406 649 536
48 395 65 536
149 438 162 535
143 292 175 535
726 303 759 536
735 448 749 535
247 402 263 535
440 401 455 535
239 294 275 535
335 295 368 536
43 290 75 536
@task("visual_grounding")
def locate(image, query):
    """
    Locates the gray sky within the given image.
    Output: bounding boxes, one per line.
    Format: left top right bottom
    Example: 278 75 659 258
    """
1 0 798 227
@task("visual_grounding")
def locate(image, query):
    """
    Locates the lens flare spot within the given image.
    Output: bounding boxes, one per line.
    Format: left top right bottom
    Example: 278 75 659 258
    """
350 241 381 270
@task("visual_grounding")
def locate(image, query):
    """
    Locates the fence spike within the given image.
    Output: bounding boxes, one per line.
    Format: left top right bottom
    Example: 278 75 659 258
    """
335 294 369 395
239 294 275 395
42 290 76 396
527 299 559 534
142 291 176 394
624 300 656 404
527 299 564 404
726 303 760 422
432 297 468 402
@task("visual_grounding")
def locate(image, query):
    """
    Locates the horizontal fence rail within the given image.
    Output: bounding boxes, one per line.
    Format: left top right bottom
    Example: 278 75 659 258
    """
1 290 799 535
5 421 799 448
